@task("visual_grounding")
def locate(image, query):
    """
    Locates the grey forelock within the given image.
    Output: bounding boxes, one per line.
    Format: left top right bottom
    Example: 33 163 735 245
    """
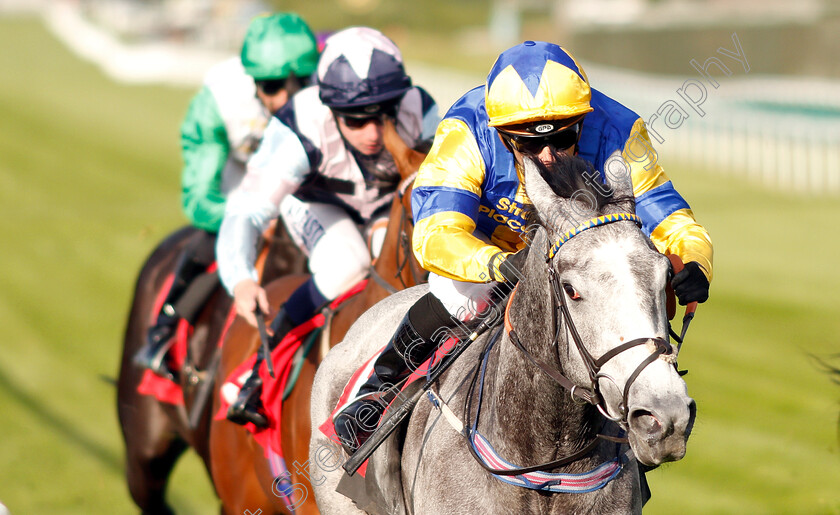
522 155 637 237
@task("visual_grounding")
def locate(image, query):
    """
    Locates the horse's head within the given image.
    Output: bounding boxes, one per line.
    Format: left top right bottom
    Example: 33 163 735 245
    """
519 151 695 467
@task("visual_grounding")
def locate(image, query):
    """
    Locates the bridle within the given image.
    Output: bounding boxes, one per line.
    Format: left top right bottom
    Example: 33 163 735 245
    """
367 171 423 293
508 212 677 429
459 212 677 478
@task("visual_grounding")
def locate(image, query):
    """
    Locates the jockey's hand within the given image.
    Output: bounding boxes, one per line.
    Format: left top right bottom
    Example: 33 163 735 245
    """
671 261 709 305
490 248 529 284
232 279 270 327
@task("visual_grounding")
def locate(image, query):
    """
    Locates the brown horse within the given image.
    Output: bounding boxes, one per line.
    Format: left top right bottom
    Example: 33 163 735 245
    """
208 120 427 515
117 222 305 514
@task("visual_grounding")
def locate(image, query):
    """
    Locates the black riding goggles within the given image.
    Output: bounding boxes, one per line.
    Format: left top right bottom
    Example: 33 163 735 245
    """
333 103 399 129
255 75 311 96
339 113 388 129
498 122 582 154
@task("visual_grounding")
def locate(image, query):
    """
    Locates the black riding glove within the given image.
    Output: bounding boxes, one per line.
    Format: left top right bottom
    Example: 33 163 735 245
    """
671 261 709 305
489 248 528 284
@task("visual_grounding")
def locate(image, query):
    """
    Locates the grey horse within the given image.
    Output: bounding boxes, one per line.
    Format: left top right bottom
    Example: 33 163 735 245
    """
308 152 696 514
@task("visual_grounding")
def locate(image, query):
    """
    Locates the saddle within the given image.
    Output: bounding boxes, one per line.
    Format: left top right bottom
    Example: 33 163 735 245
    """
318 324 467 475
136 266 229 405
215 280 369 457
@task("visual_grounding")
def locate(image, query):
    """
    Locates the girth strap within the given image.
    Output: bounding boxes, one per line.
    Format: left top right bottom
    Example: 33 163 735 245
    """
440 327 630 482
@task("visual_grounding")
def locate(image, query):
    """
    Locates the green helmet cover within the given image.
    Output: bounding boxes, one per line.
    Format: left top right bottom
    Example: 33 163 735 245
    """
241 13 318 81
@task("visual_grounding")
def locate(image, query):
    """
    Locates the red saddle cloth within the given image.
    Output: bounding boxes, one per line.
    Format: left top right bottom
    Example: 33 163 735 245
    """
318 333 460 477
215 280 369 459
135 320 188 405
136 273 187 406
136 264 236 405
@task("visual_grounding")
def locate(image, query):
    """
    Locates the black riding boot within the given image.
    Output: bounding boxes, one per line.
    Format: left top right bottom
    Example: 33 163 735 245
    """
334 293 458 454
226 308 295 428
133 251 208 379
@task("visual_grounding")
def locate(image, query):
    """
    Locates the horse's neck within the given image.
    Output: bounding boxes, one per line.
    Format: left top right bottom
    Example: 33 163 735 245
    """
361 191 416 305
482 276 603 471
485 341 599 468
375 117 422 293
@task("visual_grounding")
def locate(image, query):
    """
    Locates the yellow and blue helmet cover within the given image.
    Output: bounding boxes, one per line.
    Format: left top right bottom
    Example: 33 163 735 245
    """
485 41 594 127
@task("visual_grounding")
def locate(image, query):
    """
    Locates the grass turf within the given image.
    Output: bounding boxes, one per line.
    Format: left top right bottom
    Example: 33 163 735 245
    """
642 159 840 514
0 13 839 515
0 15 216 514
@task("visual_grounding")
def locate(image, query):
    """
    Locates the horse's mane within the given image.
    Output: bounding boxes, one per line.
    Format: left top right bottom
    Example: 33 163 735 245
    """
523 153 633 228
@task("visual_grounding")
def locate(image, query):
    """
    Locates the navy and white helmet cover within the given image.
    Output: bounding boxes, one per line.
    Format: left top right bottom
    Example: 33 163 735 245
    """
317 27 412 110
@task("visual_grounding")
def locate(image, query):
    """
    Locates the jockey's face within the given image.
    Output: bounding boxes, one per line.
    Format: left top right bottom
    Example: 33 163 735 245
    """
336 115 385 156
255 84 290 114
255 74 309 114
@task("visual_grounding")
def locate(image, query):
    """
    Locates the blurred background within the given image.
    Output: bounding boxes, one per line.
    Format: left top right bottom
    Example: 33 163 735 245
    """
0 0 838 513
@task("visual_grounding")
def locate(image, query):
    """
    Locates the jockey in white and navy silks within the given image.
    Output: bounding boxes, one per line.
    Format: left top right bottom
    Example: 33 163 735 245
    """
216 27 439 428
133 13 319 380
333 41 713 455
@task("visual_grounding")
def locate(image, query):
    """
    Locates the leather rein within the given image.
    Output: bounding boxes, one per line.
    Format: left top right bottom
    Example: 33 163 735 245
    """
464 213 677 477
367 171 422 293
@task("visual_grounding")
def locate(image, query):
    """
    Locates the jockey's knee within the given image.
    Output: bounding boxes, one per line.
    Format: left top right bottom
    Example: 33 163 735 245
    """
309 244 370 299
428 273 500 321
187 230 217 265
306 211 370 297
366 216 390 259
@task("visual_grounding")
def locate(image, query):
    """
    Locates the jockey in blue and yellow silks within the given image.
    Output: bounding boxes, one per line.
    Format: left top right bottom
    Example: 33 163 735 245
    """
333 41 713 455
412 43 711 283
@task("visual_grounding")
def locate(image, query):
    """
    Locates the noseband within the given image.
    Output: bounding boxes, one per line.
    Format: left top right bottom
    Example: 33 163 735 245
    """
510 213 676 429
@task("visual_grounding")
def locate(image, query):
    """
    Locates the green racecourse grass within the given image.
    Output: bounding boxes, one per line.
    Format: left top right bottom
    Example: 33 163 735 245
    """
0 16 217 514
2 14 840 515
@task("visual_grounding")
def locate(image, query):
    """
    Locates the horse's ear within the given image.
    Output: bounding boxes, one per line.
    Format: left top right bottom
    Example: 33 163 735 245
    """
603 150 636 214
383 117 427 181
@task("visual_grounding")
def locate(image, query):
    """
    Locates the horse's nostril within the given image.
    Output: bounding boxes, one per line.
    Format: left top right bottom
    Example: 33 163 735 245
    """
629 409 662 437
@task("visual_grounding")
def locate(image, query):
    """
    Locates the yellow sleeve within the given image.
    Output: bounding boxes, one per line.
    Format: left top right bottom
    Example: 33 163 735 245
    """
651 209 714 281
623 119 714 281
411 118 502 282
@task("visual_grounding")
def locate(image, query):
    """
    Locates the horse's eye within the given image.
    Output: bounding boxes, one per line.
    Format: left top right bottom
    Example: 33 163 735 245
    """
563 283 581 300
